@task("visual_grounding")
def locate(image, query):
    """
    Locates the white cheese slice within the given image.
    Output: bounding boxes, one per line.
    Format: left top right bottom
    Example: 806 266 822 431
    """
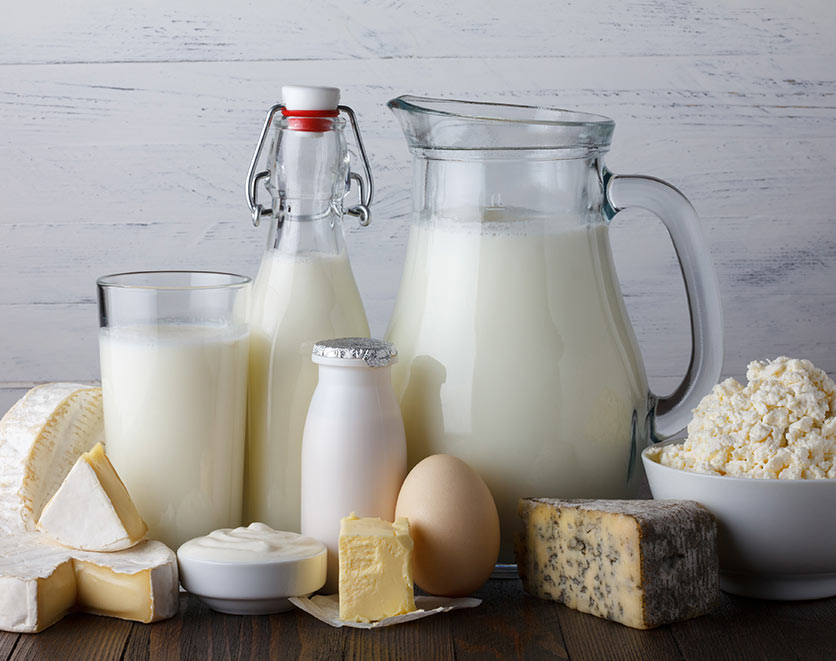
38 442 148 551
0 384 104 533
0 533 179 633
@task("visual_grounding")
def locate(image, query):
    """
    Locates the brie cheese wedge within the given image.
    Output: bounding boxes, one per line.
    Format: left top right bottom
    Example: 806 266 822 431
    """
0 534 77 633
38 442 148 551
0 533 179 633
0 383 104 533
72 540 180 624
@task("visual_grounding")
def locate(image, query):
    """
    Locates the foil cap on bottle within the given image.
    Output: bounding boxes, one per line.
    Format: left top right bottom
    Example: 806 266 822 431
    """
312 337 397 368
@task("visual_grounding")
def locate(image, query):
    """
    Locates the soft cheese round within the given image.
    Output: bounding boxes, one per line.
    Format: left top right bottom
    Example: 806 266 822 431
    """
176 523 326 615
0 533 179 633
0 384 104 533
653 357 836 479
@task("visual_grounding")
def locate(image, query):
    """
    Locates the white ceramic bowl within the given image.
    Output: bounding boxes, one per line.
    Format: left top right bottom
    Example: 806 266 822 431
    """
177 544 327 615
642 439 836 600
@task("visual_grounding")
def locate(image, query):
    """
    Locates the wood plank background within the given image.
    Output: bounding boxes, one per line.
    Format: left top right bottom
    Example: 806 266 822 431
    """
1 0 835 420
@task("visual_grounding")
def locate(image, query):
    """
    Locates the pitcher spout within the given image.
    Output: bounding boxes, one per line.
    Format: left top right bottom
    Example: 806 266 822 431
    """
387 95 615 157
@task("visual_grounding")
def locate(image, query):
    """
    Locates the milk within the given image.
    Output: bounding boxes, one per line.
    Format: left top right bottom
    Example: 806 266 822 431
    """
246 250 369 532
386 219 650 561
301 347 407 593
99 324 249 550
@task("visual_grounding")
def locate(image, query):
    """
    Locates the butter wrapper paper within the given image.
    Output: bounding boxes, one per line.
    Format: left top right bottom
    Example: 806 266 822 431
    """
289 594 481 629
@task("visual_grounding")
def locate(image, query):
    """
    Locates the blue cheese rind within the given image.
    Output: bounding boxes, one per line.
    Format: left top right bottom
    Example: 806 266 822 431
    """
515 498 719 629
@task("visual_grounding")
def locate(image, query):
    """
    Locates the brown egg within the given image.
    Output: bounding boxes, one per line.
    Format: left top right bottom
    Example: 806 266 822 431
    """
395 454 500 597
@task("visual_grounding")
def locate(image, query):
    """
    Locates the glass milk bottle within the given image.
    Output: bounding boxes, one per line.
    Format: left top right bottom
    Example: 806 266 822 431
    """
300 338 407 593
244 86 372 532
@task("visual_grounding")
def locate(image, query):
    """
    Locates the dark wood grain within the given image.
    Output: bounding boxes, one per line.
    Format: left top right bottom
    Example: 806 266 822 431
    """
746 597 836 661
10 612 132 661
1 582 835 660
454 579 569 660
274 607 346 660
0 632 18 661
176 594 261 659
668 594 799 661
122 594 186 661
556 600 682 661
343 614 454 660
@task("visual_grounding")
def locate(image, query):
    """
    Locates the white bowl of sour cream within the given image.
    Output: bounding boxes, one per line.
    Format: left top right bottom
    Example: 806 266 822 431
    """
177 522 327 614
643 439 836 601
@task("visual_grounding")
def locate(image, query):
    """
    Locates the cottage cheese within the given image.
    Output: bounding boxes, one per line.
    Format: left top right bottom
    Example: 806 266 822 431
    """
653 357 836 479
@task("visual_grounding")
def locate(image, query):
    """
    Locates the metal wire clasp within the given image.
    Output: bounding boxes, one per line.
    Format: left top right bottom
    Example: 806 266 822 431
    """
245 103 374 228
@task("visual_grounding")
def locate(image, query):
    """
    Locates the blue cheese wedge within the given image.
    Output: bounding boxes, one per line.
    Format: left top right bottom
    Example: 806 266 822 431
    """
515 498 719 629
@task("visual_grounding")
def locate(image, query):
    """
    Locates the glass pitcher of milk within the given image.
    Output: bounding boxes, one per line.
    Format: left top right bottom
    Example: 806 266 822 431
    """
244 86 372 532
385 96 724 563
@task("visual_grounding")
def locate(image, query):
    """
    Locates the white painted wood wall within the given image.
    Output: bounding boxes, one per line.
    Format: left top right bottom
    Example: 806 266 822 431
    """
2 0 835 421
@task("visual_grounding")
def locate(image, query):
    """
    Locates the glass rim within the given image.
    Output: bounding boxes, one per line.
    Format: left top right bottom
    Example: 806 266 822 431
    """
388 95 616 129
96 270 251 291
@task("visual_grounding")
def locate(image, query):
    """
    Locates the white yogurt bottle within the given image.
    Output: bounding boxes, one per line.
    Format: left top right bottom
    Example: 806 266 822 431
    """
300 338 407 593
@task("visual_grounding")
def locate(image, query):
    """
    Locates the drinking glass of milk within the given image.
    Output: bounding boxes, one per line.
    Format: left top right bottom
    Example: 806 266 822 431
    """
97 271 250 549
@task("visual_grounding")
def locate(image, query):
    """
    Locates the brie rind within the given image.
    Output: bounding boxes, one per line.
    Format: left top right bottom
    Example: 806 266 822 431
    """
38 442 148 551
0 533 179 633
0 384 104 533
0 533 76 633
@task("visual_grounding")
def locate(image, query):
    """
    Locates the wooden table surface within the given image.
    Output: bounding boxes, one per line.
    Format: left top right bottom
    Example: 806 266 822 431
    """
2 579 834 660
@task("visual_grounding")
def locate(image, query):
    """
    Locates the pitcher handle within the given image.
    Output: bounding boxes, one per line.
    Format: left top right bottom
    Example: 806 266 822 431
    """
606 174 724 439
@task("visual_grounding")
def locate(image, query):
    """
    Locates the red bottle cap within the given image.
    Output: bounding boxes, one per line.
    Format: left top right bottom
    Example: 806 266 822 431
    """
281 85 340 132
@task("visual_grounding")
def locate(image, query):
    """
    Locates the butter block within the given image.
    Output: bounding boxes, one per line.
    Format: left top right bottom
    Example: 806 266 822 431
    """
38 442 148 551
338 514 415 622
515 498 719 630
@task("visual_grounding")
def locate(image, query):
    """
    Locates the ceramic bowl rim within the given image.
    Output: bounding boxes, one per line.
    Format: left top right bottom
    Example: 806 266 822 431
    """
642 439 836 487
